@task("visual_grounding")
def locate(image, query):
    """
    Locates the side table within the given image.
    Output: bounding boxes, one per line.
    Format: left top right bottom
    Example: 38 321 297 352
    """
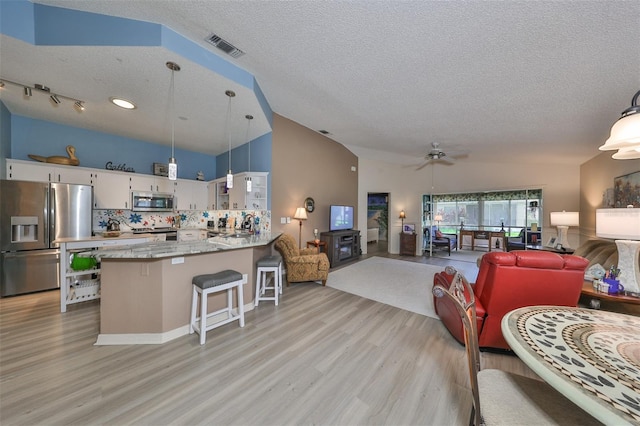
581 280 640 309
306 240 327 254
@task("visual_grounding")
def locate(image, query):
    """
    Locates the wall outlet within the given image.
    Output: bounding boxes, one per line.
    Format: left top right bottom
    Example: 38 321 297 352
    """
286 217 291 223
281 217 287 224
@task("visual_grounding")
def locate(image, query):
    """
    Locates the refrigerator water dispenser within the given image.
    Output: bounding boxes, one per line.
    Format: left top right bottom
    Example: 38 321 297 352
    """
11 216 38 242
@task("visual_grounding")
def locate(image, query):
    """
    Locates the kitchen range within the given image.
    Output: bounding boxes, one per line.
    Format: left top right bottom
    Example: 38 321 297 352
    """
132 227 177 241
0 179 93 296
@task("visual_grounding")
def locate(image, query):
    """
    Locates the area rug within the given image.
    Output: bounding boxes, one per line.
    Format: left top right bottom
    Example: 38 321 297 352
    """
326 257 440 319
435 249 485 264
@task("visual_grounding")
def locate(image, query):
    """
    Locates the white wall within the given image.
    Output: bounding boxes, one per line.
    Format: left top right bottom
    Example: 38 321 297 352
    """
358 158 581 254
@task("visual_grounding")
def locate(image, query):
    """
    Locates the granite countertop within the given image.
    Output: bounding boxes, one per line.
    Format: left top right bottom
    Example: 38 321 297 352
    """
94 233 279 260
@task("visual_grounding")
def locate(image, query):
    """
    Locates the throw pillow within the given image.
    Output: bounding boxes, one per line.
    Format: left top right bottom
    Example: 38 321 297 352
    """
435 230 443 239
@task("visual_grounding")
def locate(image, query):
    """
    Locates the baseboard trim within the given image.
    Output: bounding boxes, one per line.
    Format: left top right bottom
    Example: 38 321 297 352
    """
95 302 256 345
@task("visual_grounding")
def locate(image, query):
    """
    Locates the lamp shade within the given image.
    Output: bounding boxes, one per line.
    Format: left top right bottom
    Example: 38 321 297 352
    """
294 207 307 220
612 145 640 160
434 214 443 222
599 90 640 152
599 113 640 151
399 210 406 219
596 208 640 240
549 211 579 227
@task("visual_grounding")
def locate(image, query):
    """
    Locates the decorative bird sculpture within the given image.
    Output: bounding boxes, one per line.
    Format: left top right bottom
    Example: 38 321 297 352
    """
28 145 80 166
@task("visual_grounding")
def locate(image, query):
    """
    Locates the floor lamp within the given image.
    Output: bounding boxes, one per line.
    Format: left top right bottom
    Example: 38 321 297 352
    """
294 207 307 249
596 208 640 294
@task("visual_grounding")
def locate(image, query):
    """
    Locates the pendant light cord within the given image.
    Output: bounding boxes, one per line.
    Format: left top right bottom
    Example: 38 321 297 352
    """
227 94 233 172
170 69 175 159
245 115 252 172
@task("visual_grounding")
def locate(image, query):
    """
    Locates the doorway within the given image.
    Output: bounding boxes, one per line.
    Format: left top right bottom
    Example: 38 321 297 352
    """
367 192 389 254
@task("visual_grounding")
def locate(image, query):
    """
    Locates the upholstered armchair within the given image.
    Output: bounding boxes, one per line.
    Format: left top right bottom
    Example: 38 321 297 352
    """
274 234 330 286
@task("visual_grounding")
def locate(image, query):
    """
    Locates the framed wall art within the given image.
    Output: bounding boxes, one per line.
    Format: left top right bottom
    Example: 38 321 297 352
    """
614 170 640 207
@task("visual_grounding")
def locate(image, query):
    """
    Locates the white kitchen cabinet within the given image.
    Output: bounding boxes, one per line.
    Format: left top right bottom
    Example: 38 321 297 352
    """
6 159 92 185
129 174 174 193
174 179 208 210
213 177 230 210
207 182 217 210
91 171 131 209
177 228 207 242
229 172 268 210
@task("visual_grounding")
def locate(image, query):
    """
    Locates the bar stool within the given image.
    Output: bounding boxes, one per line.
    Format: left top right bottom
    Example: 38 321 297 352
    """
190 269 245 345
254 254 283 306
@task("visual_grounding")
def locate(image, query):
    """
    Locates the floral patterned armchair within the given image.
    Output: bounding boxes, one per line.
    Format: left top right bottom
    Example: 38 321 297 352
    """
275 234 330 286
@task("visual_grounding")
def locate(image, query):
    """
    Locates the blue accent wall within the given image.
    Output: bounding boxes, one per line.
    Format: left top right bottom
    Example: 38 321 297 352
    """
10 115 217 180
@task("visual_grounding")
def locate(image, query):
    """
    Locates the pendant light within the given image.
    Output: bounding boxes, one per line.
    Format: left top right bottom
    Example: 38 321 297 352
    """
166 61 181 181
225 90 236 188
599 89 640 156
245 114 253 192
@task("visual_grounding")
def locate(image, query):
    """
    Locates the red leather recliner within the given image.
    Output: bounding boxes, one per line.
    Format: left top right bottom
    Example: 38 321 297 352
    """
433 250 589 350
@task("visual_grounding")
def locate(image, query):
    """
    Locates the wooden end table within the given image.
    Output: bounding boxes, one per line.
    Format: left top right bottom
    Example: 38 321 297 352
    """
306 240 327 254
581 280 640 309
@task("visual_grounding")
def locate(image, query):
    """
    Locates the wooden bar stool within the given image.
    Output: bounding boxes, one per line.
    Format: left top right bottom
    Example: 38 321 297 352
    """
254 254 283 306
190 269 245 345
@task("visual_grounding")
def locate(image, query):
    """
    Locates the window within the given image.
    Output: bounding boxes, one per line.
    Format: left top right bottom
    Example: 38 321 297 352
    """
427 189 542 237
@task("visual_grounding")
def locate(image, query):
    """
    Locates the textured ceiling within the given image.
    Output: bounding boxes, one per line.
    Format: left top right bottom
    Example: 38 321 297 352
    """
3 0 640 166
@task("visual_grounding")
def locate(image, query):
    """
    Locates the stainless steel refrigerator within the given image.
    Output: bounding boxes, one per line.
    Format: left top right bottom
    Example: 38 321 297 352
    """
0 180 93 297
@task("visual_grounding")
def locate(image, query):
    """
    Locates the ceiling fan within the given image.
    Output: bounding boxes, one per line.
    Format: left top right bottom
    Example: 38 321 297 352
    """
414 142 467 170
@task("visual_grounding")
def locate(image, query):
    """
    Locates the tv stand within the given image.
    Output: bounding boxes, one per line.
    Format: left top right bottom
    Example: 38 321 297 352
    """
320 230 361 268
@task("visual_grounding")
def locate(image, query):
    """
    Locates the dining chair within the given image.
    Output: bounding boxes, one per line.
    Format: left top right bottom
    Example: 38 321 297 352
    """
432 266 601 426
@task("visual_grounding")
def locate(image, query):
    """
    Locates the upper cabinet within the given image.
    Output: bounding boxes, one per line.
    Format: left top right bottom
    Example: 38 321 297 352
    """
129 174 173 193
91 171 131 210
211 172 268 210
173 179 208 211
226 172 269 210
6 159 92 185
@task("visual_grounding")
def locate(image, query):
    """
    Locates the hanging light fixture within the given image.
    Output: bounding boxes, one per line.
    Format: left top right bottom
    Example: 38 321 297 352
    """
166 61 181 181
599 89 640 157
225 90 236 188
612 145 640 160
244 114 253 192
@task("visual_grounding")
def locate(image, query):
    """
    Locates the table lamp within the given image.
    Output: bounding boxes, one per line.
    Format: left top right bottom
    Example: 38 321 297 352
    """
549 211 579 249
399 210 406 228
434 214 443 230
294 207 307 249
596 207 640 294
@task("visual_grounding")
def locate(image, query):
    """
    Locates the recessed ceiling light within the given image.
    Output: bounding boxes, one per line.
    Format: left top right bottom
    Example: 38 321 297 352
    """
109 97 136 110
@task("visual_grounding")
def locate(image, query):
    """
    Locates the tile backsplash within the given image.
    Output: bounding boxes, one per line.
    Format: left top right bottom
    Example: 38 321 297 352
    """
93 209 271 234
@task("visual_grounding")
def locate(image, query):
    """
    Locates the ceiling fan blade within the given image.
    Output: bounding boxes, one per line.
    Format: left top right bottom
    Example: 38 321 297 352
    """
415 159 433 170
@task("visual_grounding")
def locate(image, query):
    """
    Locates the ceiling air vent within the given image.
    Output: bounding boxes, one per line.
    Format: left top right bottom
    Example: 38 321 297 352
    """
206 34 245 58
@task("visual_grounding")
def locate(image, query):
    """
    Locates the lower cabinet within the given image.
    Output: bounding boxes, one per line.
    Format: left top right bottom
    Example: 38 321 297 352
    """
400 233 417 256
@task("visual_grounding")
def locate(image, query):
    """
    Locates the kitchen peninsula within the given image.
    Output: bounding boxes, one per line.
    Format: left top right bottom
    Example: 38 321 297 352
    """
78 233 278 345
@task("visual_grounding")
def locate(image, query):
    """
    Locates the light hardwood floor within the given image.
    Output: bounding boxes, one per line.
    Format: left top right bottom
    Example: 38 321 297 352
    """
0 247 536 426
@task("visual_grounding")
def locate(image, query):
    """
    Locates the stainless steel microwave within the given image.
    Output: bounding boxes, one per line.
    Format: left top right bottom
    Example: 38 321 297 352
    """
131 191 175 212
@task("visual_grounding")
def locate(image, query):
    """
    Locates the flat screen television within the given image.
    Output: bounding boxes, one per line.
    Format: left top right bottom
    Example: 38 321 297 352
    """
330 205 354 231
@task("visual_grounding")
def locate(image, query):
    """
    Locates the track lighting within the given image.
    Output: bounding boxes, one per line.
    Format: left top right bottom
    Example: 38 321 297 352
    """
0 77 84 111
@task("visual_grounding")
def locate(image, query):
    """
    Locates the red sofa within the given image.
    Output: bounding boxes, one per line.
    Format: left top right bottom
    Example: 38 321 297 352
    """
433 250 589 350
